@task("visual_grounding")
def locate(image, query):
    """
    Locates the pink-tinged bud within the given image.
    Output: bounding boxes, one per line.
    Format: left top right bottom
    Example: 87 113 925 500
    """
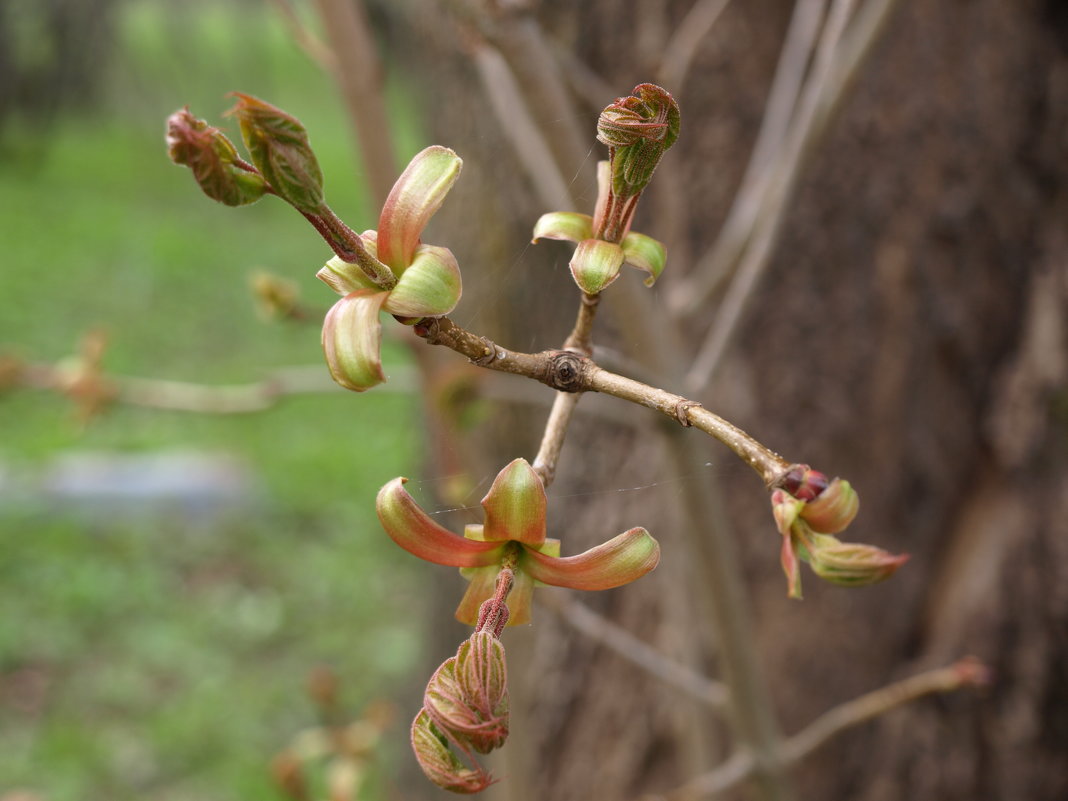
411 709 495 794
229 93 325 215
800 478 859 534
166 107 266 206
778 464 829 502
806 532 910 587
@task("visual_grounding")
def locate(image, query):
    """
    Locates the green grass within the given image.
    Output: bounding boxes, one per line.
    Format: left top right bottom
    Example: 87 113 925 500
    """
0 2 435 799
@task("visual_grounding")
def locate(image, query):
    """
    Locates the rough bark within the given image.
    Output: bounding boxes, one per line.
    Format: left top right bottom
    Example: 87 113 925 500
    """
384 0 1068 798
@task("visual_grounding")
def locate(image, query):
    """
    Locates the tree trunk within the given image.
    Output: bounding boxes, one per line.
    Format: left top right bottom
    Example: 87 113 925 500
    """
385 0 1068 798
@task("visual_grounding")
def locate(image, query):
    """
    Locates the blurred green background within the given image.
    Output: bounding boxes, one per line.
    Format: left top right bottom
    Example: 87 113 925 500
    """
0 1 434 799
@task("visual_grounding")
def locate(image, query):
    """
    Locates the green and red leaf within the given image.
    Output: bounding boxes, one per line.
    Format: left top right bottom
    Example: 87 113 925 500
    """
377 478 505 568
480 459 547 546
377 146 462 272
521 527 660 590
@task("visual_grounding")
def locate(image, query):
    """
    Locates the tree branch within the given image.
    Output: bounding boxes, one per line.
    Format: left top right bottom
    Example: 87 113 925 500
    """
412 315 790 485
539 591 729 710
647 657 989 801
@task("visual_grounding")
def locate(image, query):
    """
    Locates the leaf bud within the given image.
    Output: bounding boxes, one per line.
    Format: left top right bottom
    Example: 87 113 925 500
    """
166 107 267 206
806 533 910 587
229 93 325 214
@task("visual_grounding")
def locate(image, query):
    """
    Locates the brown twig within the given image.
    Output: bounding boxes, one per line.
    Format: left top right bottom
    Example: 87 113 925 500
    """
469 38 576 212
539 591 729 710
658 0 733 97
7 360 415 414
531 292 602 486
682 0 897 393
413 315 790 485
646 657 989 800
665 0 827 315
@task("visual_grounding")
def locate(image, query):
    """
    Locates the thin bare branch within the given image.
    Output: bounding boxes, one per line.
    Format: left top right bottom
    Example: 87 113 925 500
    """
658 0 732 96
531 393 583 487
683 0 901 392
269 0 338 76
413 315 791 485
470 40 576 211
647 657 989 801
539 592 729 709
310 0 397 207
533 292 603 486
7 360 417 414
666 0 827 315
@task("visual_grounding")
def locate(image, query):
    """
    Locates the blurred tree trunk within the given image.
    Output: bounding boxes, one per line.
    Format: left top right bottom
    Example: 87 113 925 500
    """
0 0 119 133
383 0 1068 798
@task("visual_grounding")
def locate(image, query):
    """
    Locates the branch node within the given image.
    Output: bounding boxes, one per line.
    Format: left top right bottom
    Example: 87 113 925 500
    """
674 399 702 426
473 339 502 366
546 350 586 392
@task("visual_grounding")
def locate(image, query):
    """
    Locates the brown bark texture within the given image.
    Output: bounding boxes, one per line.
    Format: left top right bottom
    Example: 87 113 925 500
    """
382 0 1068 799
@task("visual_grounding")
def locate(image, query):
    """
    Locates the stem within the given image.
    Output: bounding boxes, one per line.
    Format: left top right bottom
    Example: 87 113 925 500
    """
585 365 788 485
531 393 582 488
413 315 790 485
305 207 397 290
534 292 600 487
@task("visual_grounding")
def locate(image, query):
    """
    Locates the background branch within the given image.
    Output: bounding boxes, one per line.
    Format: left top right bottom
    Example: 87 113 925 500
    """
652 658 989 801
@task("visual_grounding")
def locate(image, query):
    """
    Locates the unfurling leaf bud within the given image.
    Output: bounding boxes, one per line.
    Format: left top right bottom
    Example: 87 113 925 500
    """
166 107 267 206
455 633 509 751
229 93 325 214
772 464 906 597
597 83 680 197
411 709 494 794
413 630 508 793
424 634 509 756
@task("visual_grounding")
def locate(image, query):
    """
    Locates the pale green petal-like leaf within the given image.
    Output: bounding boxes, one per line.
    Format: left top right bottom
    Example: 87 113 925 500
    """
377 146 462 272
316 252 389 296
569 239 625 294
383 244 462 317
522 527 660 590
480 459 547 546
321 290 388 391
531 212 594 244
377 478 505 568
621 231 667 286
806 532 910 587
